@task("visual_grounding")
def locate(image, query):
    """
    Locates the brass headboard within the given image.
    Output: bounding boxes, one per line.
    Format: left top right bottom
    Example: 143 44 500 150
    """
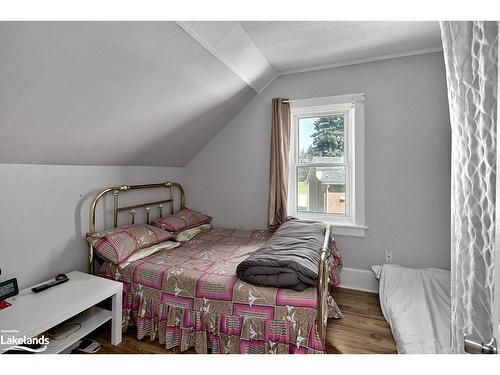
87 181 184 274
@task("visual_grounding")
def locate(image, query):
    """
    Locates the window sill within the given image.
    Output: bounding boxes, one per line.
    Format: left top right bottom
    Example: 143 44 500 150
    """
292 213 367 237
328 223 367 237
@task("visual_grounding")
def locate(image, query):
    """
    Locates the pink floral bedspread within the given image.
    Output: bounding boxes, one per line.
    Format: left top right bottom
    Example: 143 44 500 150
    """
98 228 343 354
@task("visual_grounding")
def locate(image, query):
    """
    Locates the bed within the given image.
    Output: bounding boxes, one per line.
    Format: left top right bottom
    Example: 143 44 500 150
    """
87 181 343 354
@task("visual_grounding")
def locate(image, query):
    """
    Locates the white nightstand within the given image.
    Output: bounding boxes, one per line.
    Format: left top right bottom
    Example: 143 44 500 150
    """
0 271 122 354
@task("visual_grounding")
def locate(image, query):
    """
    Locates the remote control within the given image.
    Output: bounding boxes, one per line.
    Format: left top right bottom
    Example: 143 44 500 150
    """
31 274 69 293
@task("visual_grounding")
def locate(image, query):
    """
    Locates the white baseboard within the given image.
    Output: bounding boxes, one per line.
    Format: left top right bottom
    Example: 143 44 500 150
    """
339 267 379 293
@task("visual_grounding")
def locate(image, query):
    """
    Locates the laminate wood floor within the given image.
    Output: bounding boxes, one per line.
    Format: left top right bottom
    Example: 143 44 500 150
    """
93 288 397 354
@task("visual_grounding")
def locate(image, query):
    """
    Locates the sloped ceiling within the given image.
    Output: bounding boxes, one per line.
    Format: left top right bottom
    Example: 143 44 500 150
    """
176 21 277 93
0 21 255 166
0 21 442 167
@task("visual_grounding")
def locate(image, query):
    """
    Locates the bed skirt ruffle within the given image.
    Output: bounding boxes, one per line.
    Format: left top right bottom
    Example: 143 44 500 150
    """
119 281 341 354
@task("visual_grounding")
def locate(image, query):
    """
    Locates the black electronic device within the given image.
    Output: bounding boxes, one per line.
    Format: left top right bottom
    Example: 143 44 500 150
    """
0 278 19 300
31 274 69 293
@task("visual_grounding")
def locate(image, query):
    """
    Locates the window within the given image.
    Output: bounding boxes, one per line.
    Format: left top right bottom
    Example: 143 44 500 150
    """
288 94 366 237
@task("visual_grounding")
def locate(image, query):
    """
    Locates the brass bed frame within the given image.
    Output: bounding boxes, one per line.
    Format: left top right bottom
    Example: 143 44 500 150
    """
87 181 332 348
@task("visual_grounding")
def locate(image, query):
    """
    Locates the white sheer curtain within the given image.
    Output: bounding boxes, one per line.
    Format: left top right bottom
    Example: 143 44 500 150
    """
440 21 498 353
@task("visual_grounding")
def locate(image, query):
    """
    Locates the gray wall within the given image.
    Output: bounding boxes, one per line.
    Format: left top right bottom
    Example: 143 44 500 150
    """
185 52 451 271
0 164 184 288
0 52 451 289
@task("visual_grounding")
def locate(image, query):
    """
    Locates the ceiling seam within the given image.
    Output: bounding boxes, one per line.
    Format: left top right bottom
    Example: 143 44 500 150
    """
175 21 278 94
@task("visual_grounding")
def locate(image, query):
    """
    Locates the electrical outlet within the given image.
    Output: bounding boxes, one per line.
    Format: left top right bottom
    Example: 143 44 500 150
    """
384 250 393 263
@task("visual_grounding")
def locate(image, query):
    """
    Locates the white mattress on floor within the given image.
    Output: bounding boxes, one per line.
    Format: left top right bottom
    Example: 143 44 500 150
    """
371 264 451 354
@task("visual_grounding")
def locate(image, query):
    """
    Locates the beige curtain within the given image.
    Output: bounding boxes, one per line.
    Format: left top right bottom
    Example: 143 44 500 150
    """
268 98 291 229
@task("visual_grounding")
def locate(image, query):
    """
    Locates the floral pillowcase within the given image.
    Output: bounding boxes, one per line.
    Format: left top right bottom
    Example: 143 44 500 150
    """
86 224 174 265
152 208 212 234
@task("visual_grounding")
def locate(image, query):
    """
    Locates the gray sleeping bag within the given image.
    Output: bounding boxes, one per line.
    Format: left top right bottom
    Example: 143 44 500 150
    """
236 219 328 291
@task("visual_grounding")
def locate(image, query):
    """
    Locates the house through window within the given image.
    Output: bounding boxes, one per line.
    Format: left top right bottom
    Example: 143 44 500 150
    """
289 94 367 237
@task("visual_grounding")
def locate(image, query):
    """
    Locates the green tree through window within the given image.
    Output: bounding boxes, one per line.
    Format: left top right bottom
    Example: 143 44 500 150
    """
310 115 344 157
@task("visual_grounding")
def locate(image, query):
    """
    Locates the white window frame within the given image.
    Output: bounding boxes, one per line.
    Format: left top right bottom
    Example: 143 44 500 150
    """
288 93 367 237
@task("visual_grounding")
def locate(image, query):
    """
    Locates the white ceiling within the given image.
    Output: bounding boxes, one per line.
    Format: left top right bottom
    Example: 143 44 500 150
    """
176 21 277 93
240 21 442 73
0 22 255 166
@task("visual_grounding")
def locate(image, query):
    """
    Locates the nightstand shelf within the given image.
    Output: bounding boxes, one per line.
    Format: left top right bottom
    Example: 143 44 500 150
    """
44 306 112 354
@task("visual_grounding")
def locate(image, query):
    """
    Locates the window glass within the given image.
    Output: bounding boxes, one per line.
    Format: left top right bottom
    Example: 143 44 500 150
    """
296 165 346 215
298 114 345 163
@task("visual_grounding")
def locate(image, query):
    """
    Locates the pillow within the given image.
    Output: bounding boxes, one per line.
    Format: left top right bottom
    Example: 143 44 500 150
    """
86 224 174 265
118 241 181 269
175 223 212 242
152 208 212 234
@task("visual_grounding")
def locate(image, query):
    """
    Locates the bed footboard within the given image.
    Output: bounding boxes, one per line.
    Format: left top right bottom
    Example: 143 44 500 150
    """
317 224 332 349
